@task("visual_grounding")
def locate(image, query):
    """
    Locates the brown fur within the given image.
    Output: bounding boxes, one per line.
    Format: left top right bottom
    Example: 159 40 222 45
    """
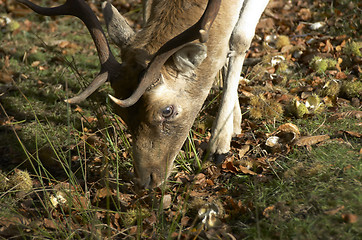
111 0 244 188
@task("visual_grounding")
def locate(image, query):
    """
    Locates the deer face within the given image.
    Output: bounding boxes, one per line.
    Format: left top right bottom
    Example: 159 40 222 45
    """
18 0 221 189
114 44 208 189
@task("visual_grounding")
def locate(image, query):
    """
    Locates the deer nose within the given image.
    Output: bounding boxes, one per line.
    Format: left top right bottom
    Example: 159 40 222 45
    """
136 172 157 189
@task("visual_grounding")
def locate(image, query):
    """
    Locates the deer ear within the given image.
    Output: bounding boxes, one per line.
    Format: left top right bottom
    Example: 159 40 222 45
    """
172 43 207 73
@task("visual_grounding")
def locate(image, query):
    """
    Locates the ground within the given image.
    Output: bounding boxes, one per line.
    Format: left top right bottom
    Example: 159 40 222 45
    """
0 0 361 239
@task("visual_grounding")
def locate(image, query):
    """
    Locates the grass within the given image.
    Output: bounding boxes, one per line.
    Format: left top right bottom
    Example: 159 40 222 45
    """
1 0 361 239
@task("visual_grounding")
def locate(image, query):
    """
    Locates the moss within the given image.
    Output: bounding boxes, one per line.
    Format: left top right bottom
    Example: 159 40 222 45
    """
320 80 341 97
305 95 324 114
340 80 362 98
9 169 33 193
343 41 362 57
288 99 309 118
275 61 289 74
0 172 10 191
310 56 337 74
276 35 290 49
122 208 151 227
249 94 284 120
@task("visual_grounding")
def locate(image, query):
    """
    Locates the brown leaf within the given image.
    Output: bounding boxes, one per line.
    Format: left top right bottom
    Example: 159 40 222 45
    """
194 173 207 186
144 212 157 226
298 8 311 21
330 111 362 120
294 135 330 146
222 160 238 173
342 131 362 138
238 145 250 158
206 179 214 186
277 123 300 135
239 165 257 175
180 216 190 226
341 213 358 223
0 71 13 84
95 187 113 199
263 205 275 218
162 194 172 210
74 105 83 113
321 39 333 53
43 218 57 230
295 22 306 32
58 40 70 48
31 61 40 67
335 71 347 80
325 206 344 215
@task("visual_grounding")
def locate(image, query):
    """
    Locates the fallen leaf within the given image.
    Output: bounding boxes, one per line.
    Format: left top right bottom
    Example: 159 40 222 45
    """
221 157 238 173
331 111 362 119
341 213 358 223
294 135 330 146
342 131 362 138
180 216 190 226
43 218 57 230
31 61 40 67
263 205 275 218
238 145 250 158
162 194 172 209
324 206 344 215
277 123 300 135
74 105 83 113
239 165 257 175
335 71 347 79
95 187 113 199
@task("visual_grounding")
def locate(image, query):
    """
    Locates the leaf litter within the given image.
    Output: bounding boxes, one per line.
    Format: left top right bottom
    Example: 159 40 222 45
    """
0 0 361 239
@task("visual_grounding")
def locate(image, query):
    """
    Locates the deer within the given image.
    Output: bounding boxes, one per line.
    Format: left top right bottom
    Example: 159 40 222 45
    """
17 0 269 189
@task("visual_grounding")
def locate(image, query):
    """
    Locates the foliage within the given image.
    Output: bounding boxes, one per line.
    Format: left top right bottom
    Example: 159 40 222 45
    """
0 0 361 239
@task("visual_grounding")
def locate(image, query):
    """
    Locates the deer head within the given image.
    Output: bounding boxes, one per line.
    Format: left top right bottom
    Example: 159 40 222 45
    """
18 0 223 189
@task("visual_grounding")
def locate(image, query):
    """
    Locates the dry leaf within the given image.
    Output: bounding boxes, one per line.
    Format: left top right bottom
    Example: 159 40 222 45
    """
335 71 347 79
43 218 57 230
74 105 83 113
331 111 362 119
341 213 358 223
238 145 250 158
180 216 190 226
222 160 238 173
263 205 275 218
294 135 330 146
95 187 113 199
239 165 257 175
0 71 13 84
325 206 344 215
31 61 40 67
342 131 362 138
162 194 172 209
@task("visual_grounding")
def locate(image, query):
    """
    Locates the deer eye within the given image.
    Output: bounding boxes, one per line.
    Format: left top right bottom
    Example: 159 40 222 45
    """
162 106 174 118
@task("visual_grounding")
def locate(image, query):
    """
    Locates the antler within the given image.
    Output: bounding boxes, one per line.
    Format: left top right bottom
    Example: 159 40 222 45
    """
109 0 221 107
17 0 122 103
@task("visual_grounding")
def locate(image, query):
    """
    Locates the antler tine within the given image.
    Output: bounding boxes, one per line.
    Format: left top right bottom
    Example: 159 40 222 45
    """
110 0 221 108
17 0 121 104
